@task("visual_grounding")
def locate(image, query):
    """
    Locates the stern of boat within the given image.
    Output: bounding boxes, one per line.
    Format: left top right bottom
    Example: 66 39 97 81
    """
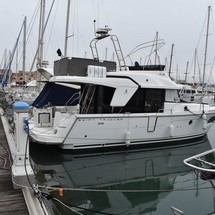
29 107 77 144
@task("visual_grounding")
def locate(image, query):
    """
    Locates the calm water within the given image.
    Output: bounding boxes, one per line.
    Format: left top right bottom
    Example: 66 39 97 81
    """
30 137 215 215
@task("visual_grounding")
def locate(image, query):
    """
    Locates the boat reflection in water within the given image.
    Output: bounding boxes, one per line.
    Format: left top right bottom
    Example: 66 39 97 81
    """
30 137 215 215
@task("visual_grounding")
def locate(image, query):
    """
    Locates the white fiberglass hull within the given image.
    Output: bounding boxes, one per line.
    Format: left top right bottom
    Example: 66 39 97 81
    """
29 111 214 150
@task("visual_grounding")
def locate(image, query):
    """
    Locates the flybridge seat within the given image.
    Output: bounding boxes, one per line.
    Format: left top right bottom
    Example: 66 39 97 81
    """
54 57 116 76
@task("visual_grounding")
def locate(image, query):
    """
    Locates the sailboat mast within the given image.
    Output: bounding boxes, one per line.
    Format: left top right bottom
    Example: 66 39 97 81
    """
193 48 197 84
202 6 211 88
16 47 18 84
185 61 189 83
30 0 55 72
38 0 46 68
22 16 27 82
169 43 174 78
155 31 158 65
64 0 71 57
176 64 178 81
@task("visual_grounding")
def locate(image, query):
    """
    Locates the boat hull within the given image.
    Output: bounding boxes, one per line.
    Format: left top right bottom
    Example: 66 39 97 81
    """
29 111 214 150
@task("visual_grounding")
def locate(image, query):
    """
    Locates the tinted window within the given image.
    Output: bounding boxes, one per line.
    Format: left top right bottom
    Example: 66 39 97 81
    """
123 88 165 113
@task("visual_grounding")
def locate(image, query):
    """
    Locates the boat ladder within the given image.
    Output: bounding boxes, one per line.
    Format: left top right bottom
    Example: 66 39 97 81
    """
110 35 127 70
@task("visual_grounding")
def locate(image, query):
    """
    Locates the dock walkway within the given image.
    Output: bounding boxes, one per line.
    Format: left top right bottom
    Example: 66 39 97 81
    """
0 117 29 214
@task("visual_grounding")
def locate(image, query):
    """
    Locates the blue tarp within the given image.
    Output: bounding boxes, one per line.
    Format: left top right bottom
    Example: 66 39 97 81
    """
32 82 80 108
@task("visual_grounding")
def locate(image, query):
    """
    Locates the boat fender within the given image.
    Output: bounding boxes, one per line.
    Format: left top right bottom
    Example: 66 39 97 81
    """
125 130 131 146
169 124 174 137
202 114 207 130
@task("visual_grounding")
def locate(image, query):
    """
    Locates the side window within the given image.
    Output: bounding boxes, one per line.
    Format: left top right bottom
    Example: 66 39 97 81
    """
123 89 145 113
123 88 165 113
144 89 165 112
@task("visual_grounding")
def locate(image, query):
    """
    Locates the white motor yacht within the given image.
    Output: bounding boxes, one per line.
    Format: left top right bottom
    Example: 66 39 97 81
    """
28 29 215 150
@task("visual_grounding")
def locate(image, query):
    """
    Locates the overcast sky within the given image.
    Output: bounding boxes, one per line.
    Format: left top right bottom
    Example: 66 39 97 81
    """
1 0 215 83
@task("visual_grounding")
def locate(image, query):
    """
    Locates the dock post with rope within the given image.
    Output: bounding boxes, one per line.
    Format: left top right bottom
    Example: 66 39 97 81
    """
12 101 34 188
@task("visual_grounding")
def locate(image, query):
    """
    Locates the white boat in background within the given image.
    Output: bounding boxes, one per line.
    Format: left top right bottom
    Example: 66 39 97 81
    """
179 85 215 105
28 28 215 150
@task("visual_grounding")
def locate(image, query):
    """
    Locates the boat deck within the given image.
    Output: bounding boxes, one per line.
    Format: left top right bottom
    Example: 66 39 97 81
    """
0 117 29 214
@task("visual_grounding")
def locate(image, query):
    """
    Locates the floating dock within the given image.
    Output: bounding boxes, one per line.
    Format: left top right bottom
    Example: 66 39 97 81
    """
0 103 49 215
0 116 29 214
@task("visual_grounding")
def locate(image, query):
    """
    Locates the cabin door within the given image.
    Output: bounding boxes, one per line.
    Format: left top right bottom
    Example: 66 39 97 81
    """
147 116 157 132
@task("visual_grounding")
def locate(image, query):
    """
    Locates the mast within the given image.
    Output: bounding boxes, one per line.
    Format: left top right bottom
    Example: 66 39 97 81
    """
185 61 189 83
22 16 27 83
38 0 46 68
30 0 55 72
64 0 71 57
193 48 197 84
176 64 178 81
36 0 46 91
169 44 174 78
16 45 18 83
155 31 158 65
202 6 211 89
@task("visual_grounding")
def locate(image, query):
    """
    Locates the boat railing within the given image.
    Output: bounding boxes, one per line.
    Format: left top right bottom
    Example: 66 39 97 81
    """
183 148 215 172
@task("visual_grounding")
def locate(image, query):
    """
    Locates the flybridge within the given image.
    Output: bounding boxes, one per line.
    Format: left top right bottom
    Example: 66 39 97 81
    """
54 57 116 77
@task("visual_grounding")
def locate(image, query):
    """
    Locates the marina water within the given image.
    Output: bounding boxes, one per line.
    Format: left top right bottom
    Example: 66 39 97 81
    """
30 136 215 215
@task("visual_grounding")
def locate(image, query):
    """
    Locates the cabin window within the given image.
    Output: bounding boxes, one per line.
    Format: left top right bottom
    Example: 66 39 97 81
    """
166 89 179 102
123 88 165 113
144 89 165 112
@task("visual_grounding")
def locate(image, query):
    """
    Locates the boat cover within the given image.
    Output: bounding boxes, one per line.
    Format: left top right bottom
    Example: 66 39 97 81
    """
32 82 80 108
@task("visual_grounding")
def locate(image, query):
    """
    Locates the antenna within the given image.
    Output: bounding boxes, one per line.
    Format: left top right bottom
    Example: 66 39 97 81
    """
93 20 97 37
